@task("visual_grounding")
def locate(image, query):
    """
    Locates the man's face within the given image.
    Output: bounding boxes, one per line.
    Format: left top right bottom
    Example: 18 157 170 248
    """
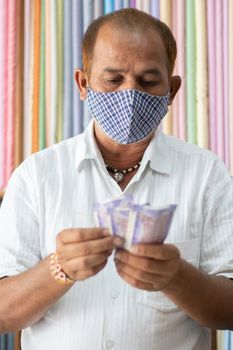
86 23 170 97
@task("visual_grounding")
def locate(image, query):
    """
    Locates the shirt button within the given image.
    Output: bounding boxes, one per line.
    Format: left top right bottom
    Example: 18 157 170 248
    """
105 340 115 349
110 289 119 299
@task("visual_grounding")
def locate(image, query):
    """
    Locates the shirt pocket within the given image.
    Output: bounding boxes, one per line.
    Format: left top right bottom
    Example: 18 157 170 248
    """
173 238 200 268
137 238 200 313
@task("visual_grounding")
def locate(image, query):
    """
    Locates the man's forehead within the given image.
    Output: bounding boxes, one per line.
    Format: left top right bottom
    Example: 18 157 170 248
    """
91 25 167 70
93 24 166 58
96 22 163 43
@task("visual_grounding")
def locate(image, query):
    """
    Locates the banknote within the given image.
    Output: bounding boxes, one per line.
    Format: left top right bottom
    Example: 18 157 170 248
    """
128 204 177 246
93 195 133 233
110 208 131 238
93 202 113 232
94 196 177 250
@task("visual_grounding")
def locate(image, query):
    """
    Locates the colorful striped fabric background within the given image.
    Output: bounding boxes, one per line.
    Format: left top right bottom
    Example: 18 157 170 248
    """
0 0 233 194
0 334 14 350
0 1 232 349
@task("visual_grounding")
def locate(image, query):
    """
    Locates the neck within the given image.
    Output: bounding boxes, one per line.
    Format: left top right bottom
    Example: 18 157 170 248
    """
94 121 152 169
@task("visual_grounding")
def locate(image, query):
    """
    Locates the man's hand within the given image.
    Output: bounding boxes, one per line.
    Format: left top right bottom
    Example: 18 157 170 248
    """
56 228 122 282
114 243 181 291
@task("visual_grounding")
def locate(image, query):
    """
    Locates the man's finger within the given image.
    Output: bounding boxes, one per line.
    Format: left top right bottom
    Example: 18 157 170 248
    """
60 236 115 258
115 260 158 285
63 252 110 272
58 227 110 244
129 243 180 260
117 268 154 291
72 261 108 281
114 249 172 274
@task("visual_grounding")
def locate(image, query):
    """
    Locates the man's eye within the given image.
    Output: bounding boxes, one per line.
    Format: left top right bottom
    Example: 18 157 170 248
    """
105 79 122 84
143 81 157 86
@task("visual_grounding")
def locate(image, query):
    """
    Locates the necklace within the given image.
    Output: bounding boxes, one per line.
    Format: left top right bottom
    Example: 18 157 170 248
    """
105 161 141 183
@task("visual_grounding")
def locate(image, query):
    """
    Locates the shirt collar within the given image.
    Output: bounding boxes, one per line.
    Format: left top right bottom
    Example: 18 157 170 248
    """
75 120 171 175
141 128 171 175
75 119 104 171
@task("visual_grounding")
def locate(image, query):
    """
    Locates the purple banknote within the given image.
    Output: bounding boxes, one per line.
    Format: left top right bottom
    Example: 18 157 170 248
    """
94 196 177 250
93 195 133 233
129 204 177 245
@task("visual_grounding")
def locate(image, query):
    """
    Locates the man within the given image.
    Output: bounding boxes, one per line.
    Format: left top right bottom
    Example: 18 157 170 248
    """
0 8 233 350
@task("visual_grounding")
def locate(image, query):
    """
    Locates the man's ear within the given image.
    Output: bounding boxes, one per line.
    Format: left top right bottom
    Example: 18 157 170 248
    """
168 75 182 105
75 69 88 101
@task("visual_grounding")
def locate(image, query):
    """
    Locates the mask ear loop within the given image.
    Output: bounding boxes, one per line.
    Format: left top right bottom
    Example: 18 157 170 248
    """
86 86 91 95
167 90 171 106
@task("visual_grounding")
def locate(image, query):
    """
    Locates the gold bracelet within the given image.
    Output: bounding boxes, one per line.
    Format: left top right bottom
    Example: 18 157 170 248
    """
50 253 74 285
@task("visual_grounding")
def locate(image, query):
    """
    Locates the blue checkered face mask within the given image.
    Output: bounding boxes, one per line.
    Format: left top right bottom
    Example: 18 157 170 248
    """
87 88 170 144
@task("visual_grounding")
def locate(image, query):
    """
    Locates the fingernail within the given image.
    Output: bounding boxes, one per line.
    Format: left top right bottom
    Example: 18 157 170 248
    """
129 245 138 253
113 236 124 248
115 251 122 259
102 228 110 236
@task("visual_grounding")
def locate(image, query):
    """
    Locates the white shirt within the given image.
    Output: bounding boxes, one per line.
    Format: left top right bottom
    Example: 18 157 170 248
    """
0 120 233 350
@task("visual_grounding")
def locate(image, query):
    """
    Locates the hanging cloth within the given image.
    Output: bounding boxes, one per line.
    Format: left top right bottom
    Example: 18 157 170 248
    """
4 0 17 188
186 0 196 144
229 0 233 175
0 0 7 192
14 0 24 166
194 0 209 149
63 0 73 139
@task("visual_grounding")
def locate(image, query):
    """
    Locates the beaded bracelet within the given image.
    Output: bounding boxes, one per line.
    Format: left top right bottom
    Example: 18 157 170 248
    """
50 253 74 285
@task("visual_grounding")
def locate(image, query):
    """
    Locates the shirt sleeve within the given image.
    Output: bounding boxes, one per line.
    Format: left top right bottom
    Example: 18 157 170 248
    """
200 159 233 279
0 159 41 278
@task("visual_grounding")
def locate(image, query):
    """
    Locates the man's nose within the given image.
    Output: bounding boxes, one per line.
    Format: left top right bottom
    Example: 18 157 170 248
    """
121 79 141 91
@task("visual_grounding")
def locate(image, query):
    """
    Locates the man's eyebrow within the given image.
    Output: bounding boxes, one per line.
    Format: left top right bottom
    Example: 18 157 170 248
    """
142 69 162 76
102 67 162 76
102 67 126 73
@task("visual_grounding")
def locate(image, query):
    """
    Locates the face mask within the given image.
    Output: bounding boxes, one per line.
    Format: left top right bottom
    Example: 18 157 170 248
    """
87 88 170 144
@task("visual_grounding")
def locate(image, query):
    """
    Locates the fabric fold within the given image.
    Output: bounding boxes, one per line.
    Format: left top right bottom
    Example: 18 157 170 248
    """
151 0 160 18
72 0 83 135
83 0 93 128
130 0 136 8
104 0 114 14
135 0 143 10
160 0 173 135
215 0 224 161
171 0 179 138
32 0 41 153
49 0 57 144
94 0 104 18
56 0 64 143
207 0 216 153
14 0 24 167
194 0 208 149
123 0 130 8
32 0 41 152
186 0 196 144
174 0 186 141
114 0 123 11
223 0 229 169
23 0 34 158
39 0 46 150
63 0 73 139
229 0 233 175
45 0 51 146
0 0 6 191
5 0 17 188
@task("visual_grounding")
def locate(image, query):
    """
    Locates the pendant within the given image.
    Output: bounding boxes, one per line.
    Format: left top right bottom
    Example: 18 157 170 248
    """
113 172 124 183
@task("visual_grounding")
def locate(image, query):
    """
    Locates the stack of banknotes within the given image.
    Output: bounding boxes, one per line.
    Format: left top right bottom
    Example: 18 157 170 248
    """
94 196 177 250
